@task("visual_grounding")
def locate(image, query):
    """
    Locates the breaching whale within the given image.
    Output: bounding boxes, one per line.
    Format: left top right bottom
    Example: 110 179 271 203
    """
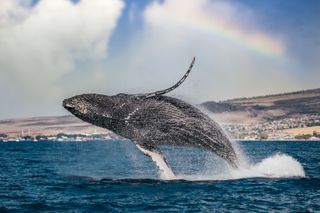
63 58 238 178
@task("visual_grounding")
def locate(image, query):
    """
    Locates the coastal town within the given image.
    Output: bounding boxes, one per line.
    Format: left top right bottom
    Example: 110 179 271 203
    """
0 132 120 142
223 114 320 140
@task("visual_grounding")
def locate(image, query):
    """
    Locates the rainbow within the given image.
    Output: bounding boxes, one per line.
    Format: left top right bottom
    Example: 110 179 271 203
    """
163 7 285 57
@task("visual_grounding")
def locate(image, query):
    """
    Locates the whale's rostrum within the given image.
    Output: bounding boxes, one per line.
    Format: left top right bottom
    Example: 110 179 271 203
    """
63 58 238 178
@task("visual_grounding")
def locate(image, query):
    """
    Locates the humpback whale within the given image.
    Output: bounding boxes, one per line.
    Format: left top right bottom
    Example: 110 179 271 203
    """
63 58 238 178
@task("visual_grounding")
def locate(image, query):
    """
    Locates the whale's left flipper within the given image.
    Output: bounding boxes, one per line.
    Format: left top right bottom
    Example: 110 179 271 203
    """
136 143 176 180
135 57 195 98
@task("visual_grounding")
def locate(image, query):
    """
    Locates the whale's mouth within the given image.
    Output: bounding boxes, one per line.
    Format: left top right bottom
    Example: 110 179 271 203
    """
64 103 74 110
63 99 75 111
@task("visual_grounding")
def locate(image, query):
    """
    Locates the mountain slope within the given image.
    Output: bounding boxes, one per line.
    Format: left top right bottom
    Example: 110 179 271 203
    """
201 88 320 123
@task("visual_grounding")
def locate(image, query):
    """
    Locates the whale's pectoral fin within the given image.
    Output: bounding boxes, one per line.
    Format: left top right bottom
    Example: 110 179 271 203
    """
134 57 195 98
135 143 176 179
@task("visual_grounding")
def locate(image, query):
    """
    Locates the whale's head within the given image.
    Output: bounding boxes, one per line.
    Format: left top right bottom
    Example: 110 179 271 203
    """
63 93 132 131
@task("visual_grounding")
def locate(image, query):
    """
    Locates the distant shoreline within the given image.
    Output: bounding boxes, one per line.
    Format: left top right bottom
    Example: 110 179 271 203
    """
1 85 320 141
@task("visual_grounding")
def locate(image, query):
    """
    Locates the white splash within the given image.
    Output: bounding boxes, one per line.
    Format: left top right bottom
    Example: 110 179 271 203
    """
136 145 177 180
233 153 305 178
178 153 305 181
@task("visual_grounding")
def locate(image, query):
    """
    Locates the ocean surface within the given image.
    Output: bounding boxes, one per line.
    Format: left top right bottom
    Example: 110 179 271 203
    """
0 140 319 212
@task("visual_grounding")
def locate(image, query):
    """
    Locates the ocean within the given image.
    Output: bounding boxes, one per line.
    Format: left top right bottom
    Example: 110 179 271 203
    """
0 140 319 212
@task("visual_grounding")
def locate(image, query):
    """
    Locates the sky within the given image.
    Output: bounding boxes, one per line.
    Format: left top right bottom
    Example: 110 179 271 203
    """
0 0 319 119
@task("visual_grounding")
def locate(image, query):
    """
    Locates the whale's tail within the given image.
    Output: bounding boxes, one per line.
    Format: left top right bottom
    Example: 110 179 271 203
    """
136 57 195 98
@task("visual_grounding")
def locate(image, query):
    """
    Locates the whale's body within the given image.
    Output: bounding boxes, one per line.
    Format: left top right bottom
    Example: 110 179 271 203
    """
63 58 238 176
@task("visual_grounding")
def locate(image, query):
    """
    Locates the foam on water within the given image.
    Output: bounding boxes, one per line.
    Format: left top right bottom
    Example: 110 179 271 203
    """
233 153 305 178
178 153 306 181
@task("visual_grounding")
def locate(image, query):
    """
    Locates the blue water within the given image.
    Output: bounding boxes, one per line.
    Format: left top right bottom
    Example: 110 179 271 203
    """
0 140 319 212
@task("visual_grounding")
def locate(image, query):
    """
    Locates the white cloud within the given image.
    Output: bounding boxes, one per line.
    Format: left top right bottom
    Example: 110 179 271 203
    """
0 0 124 118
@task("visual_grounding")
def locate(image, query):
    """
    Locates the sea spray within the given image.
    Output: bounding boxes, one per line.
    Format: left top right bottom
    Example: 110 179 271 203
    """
232 153 306 178
177 153 305 181
227 138 305 179
168 134 305 180
190 112 306 180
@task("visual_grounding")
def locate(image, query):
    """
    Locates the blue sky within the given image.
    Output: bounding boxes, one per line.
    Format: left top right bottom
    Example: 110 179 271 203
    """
0 0 319 119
